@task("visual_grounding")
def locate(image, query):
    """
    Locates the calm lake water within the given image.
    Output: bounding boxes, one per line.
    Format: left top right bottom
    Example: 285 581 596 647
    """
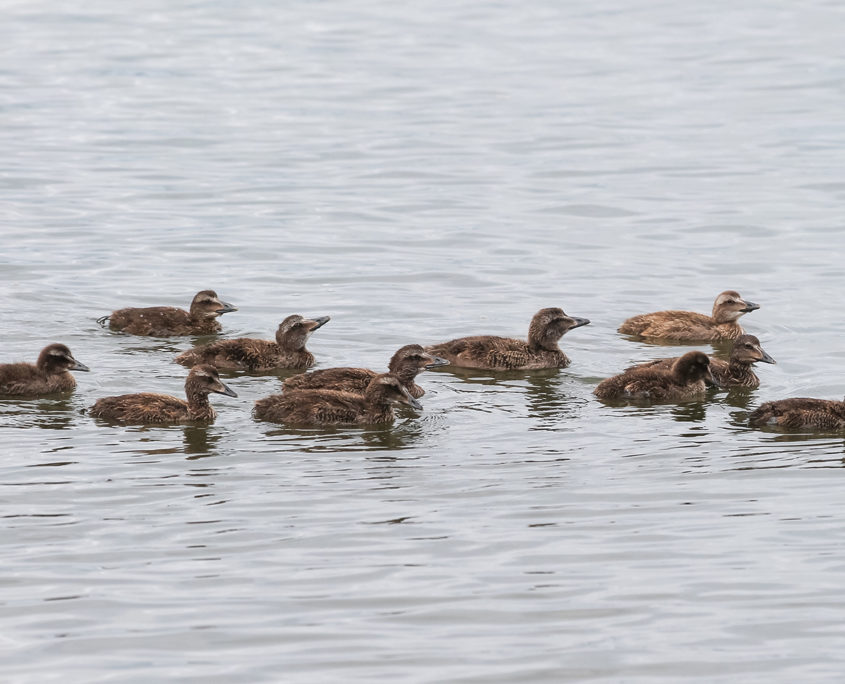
3 0 845 681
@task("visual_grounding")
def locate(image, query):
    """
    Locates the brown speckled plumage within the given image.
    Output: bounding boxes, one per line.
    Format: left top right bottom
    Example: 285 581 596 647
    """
618 291 759 341
255 373 421 426
101 290 237 336
424 308 590 370
749 398 845 431
0 343 89 396
626 335 775 389
283 344 448 398
175 315 330 371
89 365 237 424
594 350 714 402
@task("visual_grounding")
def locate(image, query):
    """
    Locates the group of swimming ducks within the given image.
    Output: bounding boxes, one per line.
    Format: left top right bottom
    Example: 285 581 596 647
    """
0 289 839 430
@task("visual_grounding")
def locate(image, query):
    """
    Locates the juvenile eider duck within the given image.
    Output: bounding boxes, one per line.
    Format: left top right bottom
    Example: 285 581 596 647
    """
89 365 236 424
749 398 845 431
424 308 590 370
618 291 759 341
626 335 775 389
175 314 330 371
0 344 89 396
594 350 716 402
255 373 421 426
99 290 237 336
283 344 448 398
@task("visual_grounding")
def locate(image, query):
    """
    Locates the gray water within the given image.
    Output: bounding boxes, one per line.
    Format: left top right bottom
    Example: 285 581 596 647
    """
3 0 845 681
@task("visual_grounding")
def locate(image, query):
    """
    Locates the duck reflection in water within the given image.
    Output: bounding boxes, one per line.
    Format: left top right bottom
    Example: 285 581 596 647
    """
182 425 222 458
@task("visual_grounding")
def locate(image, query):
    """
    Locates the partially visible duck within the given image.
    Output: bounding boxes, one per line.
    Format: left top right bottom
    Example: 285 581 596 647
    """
99 290 237 336
425 308 590 370
283 344 448 398
89 365 236 424
618 290 759 341
0 343 89 396
255 373 421 426
626 335 775 389
749 398 845 431
175 315 330 371
594 350 716 401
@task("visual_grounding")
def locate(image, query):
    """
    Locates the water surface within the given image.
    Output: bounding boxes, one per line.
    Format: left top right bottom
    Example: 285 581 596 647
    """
3 0 845 681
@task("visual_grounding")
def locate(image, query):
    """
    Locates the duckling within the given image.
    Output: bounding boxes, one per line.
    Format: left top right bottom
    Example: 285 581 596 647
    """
175 315 330 371
255 373 421 426
749 398 845 431
283 344 448 398
98 290 237 336
0 343 89 396
618 291 759 341
594 350 716 401
89 365 236 424
425 308 590 370
626 335 775 389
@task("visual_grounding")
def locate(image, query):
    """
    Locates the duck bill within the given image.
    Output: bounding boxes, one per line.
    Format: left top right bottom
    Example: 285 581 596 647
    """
568 317 591 330
69 359 90 372
306 316 331 331
216 301 238 315
757 349 776 364
707 367 723 388
214 382 238 398
400 385 423 410
424 355 450 369
740 300 760 312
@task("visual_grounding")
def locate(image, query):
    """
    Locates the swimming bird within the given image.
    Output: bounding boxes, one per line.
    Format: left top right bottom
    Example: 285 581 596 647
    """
594 350 716 401
618 290 759 341
0 343 89 396
175 315 330 371
98 290 237 336
254 373 421 426
626 335 775 389
283 344 448 398
749 398 845 431
424 308 590 370
89 365 236 424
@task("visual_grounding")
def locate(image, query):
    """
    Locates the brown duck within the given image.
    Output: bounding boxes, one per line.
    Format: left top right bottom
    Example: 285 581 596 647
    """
626 335 775 389
425 308 590 370
254 373 422 426
99 290 237 336
283 344 448 398
0 343 89 396
749 398 845 431
594 350 716 401
618 290 759 341
89 365 236 424
175 315 330 371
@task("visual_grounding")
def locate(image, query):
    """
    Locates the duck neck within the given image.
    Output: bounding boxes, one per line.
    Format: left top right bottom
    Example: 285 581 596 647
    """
727 358 756 383
364 385 395 423
186 387 215 420
390 363 419 385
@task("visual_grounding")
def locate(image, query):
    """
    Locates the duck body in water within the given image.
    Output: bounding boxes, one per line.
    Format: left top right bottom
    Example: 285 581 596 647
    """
283 344 448 398
255 373 421 426
626 335 775 389
595 351 716 402
175 315 330 371
749 398 845 431
99 290 237 336
0 344 89 396
90 365 236 424
425 308 590 370
618 291 759 342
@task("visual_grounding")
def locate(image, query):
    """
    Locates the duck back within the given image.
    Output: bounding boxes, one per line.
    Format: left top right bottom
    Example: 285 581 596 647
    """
0 363 76 396
90 393 201 423
749 398 845 430
284 368 377 395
